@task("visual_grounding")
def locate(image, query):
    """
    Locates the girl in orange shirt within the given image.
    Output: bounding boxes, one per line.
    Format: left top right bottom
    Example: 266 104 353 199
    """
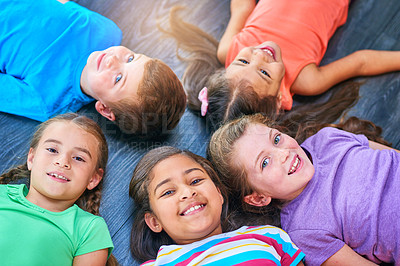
165 0 400 129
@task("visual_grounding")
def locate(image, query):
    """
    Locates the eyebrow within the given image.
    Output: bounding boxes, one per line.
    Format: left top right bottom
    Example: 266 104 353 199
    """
43 139 92 159
253 129 273 169
153 167 205 194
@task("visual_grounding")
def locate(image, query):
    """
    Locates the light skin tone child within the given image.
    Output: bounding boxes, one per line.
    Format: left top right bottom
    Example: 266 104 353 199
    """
60 0 151 121
81 46 151 122
232 122 397 266
218 0 400 107
26 120 107 266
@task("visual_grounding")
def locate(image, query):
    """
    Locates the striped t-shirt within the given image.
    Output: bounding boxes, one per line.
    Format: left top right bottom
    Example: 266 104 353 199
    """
142 225 305 265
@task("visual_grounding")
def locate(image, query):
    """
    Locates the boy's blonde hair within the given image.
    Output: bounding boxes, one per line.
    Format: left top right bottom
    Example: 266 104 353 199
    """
110 59 186 135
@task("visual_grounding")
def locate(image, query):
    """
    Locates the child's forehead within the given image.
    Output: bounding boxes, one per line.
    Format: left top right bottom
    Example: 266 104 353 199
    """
245 123 274 136
150 154 205 182
39 121 98 148
42 121 82 136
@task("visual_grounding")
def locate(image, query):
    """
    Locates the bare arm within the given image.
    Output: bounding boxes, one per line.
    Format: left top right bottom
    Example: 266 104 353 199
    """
73 249 108 266
57 0 70 3
217 0 256 64
291 50 400 96
369 140 400 152
321 244 378 266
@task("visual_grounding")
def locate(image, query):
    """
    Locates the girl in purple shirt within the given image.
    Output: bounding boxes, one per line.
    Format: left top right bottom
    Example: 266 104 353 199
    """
208 113 400 266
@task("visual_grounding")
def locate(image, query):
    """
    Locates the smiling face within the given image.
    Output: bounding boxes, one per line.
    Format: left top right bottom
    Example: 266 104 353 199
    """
226 41 285 102
145 154 224 245
80 46 151 107
233 123 314 206
26 121 103 212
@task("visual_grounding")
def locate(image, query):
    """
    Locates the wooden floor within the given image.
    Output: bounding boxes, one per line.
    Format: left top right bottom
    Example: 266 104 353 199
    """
1 0 400 265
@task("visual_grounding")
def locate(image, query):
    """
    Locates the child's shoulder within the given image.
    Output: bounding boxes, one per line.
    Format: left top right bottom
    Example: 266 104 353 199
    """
0 184 25 200
304 127 368 149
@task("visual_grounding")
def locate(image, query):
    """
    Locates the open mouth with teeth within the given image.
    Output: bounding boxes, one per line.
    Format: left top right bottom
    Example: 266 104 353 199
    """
48 172 70 182
259 46 276 60
180 204 205 216
288 155 301 175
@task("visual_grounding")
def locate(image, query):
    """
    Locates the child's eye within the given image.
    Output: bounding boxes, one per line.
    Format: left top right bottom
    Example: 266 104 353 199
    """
260 69 271 77
46 148 57 153
127 55 134 63
115 74 122 84
191 179 203 185
262 157 270 169
274 134 281 145
73 156 85 162
161 190 174 197
239 59 249 64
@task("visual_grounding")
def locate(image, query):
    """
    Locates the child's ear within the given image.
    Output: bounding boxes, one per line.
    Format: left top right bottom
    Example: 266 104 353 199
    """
86 168 104 190
27 148 35 170
217 187 224 206
244 191 271 207
95 101 116 121
276 91 282 110
145 213 163 233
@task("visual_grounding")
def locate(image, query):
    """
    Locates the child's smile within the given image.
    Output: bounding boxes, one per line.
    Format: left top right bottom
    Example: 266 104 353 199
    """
180 202 206 216
225 41 285 104
80 46 151 106
234 123 315 204
145 154 224 245
26 121 103 212
47 171 70 183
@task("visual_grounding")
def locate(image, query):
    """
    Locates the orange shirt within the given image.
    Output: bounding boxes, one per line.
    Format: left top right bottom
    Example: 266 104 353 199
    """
226 0 349 110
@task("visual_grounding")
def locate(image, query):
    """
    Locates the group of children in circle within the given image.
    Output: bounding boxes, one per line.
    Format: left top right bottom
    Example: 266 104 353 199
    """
1 0 400 265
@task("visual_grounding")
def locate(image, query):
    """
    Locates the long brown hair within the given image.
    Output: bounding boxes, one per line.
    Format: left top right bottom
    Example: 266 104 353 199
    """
0 113 119 265
162 6 361 133
0 113 108 215
129 146 230 263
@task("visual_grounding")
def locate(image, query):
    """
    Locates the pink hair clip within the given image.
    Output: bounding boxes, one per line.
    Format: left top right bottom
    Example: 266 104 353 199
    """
198 87 208 116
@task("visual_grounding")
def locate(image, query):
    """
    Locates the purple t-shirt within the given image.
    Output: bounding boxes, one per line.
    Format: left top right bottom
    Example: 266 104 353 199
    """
281 127 400 265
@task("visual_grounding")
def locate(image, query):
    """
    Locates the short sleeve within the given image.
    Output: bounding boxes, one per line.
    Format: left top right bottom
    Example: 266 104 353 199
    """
75 216 114 258
288 229 345 266
301 127 369 158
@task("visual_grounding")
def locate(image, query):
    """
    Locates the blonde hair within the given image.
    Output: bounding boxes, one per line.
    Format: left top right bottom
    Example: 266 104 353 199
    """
110 59 186 135
207 114 284 214
208 112 391 220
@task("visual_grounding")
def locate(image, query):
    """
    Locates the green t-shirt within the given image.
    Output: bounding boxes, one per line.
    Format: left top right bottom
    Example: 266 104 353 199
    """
0 184 113 265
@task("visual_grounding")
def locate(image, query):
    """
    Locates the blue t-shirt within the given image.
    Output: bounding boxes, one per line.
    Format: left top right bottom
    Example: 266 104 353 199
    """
0 0 122 121
281 127 400 265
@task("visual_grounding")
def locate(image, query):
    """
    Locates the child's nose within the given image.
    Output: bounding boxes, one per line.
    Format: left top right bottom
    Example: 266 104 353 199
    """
253 49 271 63
277 148 289 163
180 186 197 200
54 155 71 169
105 54 119 69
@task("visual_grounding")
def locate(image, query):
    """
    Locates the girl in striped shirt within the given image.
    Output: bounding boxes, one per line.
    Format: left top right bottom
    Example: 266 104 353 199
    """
129 146 305 265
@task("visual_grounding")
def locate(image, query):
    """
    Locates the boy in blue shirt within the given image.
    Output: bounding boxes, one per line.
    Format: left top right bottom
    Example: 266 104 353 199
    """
0 0 186 134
